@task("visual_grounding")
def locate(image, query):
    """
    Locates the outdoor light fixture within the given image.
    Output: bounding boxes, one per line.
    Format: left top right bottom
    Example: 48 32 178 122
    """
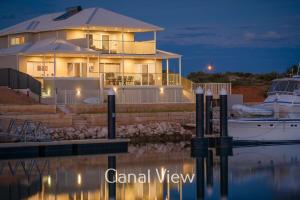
77 173 82 185
76 88 81 97
113 87 117 92
47 88 51 96
47 175 51 186
160 87 164 94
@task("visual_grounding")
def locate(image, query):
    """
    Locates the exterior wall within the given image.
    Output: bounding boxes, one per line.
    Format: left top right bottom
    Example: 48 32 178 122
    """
44 78 101 91
0 55 18 69
0 36 7 49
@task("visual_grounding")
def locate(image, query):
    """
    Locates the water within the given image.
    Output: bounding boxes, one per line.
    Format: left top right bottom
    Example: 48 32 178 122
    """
0 144 299 200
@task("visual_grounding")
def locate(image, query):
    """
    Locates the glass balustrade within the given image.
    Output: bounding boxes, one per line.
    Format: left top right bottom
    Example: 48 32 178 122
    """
89 40 156 54
102 72 164 86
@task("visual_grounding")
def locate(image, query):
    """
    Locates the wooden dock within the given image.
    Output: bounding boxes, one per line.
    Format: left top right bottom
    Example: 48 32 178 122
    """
0 139 129 159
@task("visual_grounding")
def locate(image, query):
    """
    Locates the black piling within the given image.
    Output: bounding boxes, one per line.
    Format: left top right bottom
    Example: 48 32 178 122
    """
196 87 204 138
206 150 214 190
108 89 116 139
191 87 208 157
205 90 213 135
196 157 205 200
220 154 229 199
220 89 228 137
218 89 233 149
108 156 116 200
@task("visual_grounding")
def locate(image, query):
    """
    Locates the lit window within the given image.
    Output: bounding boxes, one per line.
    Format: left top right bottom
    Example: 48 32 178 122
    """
10 36 25 46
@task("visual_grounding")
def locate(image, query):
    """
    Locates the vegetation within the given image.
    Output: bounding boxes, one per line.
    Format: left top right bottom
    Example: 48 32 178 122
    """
187 64 299 86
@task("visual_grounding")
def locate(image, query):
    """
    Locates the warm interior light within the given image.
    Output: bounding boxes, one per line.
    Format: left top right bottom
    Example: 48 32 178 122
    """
77 173 82 185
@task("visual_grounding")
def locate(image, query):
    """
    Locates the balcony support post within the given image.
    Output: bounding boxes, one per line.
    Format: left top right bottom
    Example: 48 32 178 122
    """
43 55 46 77
166 59 169 86
179 56 182 85
122 31 125 86
53 51 57 105
154 31 157 51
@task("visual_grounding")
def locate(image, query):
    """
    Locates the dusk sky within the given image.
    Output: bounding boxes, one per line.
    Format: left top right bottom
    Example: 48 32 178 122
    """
1 0 300 75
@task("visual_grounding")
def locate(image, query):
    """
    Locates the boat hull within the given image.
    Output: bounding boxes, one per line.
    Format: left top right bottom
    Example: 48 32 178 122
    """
229 119 300 141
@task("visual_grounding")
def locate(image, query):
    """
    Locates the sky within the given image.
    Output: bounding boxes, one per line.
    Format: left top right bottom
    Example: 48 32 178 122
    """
0 0 300 75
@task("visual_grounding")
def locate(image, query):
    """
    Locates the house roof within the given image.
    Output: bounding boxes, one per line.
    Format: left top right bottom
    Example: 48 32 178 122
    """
25 38 95 54
0 38 94 55
0 7 163 36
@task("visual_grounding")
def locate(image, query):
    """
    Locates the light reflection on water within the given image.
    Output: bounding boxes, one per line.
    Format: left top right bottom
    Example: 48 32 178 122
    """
0 144 299 200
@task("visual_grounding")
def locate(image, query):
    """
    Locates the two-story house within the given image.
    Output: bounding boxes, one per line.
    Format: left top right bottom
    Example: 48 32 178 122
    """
0 6 190 104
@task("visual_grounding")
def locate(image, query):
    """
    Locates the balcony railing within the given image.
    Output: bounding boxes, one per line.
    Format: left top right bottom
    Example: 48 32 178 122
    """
102 72 180 86
89 40 156 55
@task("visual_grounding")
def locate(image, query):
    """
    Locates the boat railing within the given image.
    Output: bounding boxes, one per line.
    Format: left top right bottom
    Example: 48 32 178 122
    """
267 91 295 95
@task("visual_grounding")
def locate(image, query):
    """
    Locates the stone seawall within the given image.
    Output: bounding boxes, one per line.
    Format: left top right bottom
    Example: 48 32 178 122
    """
47 122 193 143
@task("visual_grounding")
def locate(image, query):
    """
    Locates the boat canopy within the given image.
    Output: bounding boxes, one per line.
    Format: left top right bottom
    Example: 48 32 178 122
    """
269 79 300 93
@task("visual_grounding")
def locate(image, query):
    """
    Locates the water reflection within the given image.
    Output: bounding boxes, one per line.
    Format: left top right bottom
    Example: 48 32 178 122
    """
0 144 299 200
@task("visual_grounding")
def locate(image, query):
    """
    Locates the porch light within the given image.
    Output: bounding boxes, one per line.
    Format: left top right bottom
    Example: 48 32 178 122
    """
77 173 82 185
113 87 117 92
47 88 51 96
160 87 164 94
47 175 51 186
76 88 81 97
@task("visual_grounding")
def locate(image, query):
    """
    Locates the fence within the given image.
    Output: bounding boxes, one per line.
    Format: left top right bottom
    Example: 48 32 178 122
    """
52 86 188 105
0 68 41 96
192 83 232 99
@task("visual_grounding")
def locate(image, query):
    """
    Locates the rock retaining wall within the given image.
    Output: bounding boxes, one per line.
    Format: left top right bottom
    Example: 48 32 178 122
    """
48 122 193 143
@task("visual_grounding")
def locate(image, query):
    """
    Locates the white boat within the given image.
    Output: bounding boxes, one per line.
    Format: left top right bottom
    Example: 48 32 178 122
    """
229 76 300 142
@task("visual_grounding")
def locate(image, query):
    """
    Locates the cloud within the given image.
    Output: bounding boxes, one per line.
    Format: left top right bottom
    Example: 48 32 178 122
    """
244 32 256 40
160 25 300 48
263 31 281 40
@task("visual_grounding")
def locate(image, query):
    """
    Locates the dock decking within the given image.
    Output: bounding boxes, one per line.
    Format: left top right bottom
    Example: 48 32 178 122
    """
0 139 129 159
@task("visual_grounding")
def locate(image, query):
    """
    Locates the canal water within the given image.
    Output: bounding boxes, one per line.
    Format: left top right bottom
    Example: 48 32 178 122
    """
0 144 299 200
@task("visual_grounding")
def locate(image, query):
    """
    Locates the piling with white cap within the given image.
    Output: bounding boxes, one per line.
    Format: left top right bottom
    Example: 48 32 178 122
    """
108 156 116 199
219 88 228 137
195 87 204 138
205 89 213 135
108 89 116 139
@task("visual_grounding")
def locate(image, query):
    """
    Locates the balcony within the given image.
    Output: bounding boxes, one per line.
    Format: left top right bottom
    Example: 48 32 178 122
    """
89 40 156 55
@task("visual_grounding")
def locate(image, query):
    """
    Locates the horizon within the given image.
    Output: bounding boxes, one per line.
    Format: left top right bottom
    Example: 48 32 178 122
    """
0 0 299 75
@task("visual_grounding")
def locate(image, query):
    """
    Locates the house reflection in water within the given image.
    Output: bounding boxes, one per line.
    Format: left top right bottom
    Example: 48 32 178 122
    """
1 153 193 200
0 145 299 200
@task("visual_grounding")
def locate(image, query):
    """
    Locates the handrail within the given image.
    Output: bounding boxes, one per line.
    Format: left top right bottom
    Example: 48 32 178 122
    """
0 68 41 96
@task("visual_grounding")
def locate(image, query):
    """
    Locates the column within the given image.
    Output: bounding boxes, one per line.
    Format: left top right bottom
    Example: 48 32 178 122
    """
179 56 182 85
166 59 169 86
154 31 157 51
53 52 57 105
43 55 46 77
122 32 125 86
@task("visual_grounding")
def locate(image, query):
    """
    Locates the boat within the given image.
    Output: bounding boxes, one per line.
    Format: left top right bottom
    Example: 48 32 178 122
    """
229 76 300 142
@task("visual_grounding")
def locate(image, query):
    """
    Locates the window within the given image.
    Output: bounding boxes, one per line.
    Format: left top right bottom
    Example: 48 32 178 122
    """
10 36 25 46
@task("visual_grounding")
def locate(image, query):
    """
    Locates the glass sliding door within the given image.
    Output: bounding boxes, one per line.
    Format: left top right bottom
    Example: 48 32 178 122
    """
102 35 109 52
136 63 156 85
100 63 121 86
66 63 88 78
